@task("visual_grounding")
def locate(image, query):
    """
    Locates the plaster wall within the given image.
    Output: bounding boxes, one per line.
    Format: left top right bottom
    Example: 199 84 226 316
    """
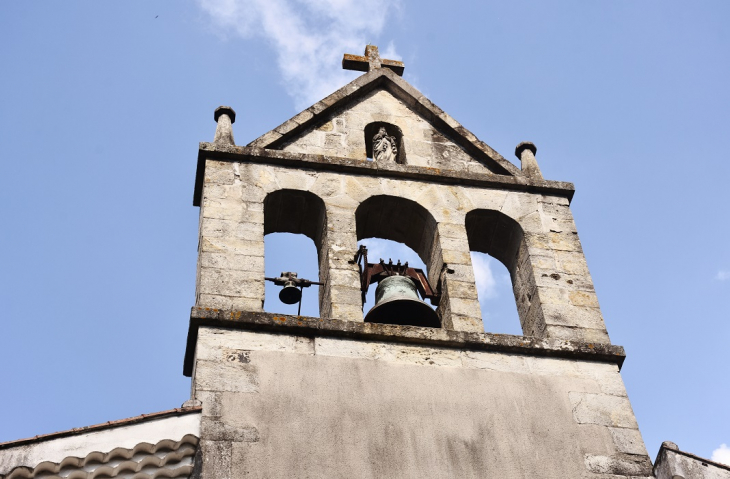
196 160 608 343
191 327 651 478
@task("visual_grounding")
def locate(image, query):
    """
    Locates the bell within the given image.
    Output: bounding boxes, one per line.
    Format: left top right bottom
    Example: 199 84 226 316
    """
364 275 440 328
279 280 302 305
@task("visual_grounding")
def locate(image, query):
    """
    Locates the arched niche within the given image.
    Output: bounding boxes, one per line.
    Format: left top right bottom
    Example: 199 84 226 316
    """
264 189 327 315
465 209 533 334
355 195 437 267
356 195 442 326
264 189 326 253
364 122 406 164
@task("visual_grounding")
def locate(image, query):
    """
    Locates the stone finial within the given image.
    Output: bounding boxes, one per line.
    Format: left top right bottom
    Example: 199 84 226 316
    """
661 441 679 451
213 106 236 146
515 141 543 180
342 45 405 76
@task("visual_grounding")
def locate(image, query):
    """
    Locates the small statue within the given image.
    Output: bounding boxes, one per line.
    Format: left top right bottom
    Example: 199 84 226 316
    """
372 127 398 163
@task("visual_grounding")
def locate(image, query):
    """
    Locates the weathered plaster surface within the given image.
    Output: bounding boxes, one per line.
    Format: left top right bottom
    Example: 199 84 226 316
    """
191 327 651 478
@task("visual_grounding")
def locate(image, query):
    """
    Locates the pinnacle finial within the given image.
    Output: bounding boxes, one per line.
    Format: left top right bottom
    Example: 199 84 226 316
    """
213 106 236 146
515 141 543 180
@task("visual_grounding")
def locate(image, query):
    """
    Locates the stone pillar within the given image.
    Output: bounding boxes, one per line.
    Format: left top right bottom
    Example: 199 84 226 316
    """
213 106 236 146
196 161 265 312
319 206 363 321
515 142 543 180
429 223 482 333
526 195 610 343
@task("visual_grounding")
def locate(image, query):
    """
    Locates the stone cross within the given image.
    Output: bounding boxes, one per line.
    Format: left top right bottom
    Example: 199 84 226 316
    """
342 45 404 76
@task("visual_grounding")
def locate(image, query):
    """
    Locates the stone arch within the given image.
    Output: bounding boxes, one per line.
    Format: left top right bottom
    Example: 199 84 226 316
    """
365 122 406 164
355 195 437 267
355 195 443 326
264 189 327 253
264 189 327 314
465 209 535 335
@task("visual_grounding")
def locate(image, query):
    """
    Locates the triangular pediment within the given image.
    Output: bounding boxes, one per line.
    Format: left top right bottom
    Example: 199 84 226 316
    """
248 69 523 177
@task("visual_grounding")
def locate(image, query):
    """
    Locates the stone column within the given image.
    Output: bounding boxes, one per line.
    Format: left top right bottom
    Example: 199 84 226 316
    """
319 206 364 321
196 161 265 312
524 195 610 343
428 223 483 333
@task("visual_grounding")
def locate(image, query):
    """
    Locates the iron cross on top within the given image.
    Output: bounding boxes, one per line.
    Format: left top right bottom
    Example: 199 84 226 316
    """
342 45 404 76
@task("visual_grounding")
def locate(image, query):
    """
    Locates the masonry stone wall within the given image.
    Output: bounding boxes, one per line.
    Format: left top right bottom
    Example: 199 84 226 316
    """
278 89 500 175
191 327 651 479
196 159 608 343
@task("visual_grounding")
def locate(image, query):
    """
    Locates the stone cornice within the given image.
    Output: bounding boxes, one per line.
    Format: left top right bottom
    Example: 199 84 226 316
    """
193 144 575 207
183 308 624 377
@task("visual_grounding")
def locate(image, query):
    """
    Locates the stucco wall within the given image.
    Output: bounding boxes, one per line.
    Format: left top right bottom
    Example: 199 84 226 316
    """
191 327 651 479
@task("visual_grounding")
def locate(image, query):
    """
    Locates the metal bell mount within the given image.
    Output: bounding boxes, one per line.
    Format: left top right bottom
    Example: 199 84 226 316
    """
353 246 441 328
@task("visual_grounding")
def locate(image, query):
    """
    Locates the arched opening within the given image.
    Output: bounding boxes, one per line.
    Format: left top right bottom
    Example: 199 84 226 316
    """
263 189 326 316
465 210 531 335
470 252 521 335
365 122 406 164
356 195 440 326
356 195 437 266
264 233 320 317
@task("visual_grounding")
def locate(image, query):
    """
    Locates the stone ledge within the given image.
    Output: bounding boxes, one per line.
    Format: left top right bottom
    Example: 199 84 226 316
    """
193 144 575 207
183 308 624 377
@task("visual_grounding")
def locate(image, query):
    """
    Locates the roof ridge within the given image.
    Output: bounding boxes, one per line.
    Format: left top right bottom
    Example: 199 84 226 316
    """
0 407 201 450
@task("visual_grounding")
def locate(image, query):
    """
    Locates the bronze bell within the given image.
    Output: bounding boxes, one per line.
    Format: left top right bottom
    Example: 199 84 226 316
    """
364 275 440 328
279 279 302 305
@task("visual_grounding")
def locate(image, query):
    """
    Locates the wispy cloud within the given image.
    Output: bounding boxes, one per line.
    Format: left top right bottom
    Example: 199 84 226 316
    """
471 252 497 300
716 270 730 281
712 443 730 465
197 0 402 109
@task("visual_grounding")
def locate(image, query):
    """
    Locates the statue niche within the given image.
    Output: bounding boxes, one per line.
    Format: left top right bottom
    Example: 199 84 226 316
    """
365 122 405 164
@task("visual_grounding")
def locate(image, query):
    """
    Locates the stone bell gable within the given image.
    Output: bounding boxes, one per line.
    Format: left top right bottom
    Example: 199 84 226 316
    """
181 45 654 478
192 50 607 344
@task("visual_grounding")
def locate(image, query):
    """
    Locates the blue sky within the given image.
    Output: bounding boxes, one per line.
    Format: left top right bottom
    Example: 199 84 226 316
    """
1 0 728 464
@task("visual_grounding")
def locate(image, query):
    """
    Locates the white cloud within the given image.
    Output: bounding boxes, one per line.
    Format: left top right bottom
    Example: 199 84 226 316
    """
197 0 402 109
712 443 730 465
360 238 425 270
471 252 497 300
716 270 730 281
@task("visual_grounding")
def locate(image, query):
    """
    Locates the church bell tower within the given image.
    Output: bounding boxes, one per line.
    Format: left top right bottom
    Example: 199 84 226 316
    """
185 45 654 478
